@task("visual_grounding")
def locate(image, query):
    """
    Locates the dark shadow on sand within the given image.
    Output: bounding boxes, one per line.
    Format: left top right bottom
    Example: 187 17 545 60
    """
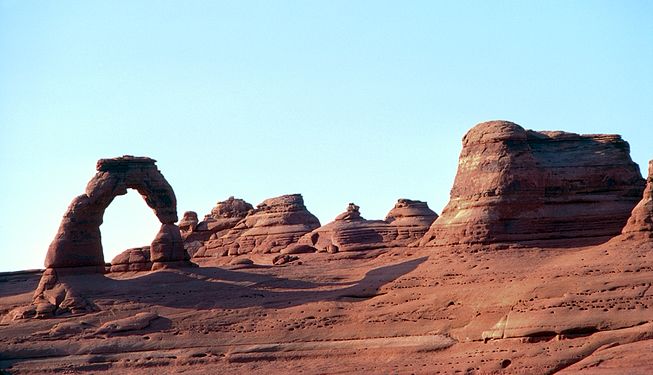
54 257 428 311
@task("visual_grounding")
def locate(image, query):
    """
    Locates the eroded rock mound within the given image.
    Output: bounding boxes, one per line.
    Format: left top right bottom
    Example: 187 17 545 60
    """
420 121 645 247
182 197 253 242
196 194 320 256
109 246 151 272
301 199 438 252
621 160 653 239
45 156 184 270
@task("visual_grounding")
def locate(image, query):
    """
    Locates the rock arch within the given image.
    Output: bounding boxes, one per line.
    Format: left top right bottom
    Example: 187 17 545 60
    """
44 156 187 271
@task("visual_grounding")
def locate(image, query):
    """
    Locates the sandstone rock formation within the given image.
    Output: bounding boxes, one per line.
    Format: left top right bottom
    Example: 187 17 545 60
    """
109 246 151 272
178 211 199 235
45 156 186 270
621 160 653 239
182 197 253 242
300 199 438 252
420 121 645 247
195 194 320 256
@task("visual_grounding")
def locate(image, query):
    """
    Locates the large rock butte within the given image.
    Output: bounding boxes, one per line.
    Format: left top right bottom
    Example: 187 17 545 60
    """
195 194 321 256
300 199 438 252
45 156 186 270
420 121 645 247
621 160 653 239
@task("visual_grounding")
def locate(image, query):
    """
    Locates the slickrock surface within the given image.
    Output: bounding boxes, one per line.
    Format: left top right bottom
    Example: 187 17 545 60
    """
300 200 438 252
420 121 645 247
45 156 182 270
621 160 653 239
195 194 320 257
3 238 653 374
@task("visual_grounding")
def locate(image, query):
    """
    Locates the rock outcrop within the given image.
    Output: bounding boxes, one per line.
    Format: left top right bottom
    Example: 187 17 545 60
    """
420 121 645 247
45 156 187 270
621 160 653 239
300 199 438 252
178 211 199 235
110 247 151 272
182 197 253 242
195 194 321 256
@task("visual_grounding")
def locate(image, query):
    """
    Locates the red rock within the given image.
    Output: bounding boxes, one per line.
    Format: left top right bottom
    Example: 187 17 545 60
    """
109 246 151 272
301 199 438 252
44 156 183 270
621 160 653 239
178 211 199 236
281 244 317 255
184 197 253 242
197 194 320 256
420 121 645 247
150 224 188 265
272 254 299 265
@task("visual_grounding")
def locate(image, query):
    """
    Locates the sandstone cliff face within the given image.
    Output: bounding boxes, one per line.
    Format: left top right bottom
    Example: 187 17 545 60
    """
301 199 438 252
420 121 645 247
621 160 653 239
195 194 320 256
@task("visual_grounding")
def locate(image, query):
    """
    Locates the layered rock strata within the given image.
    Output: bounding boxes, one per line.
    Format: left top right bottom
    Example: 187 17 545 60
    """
195 194 321 256
420 121 645 247
300 199 438 252
621 160 653 239
181 197 253 242
110 246 151 272
45 156 186 270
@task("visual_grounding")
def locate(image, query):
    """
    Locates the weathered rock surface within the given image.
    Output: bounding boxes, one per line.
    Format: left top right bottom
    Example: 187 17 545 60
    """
5 238 653 374
420 121 645 247
182 197 253 242
301 200 438 252
195 194 320 256
45 156 182 269
621 160 653 239
109 246 151 272
150 224 188 265
178 211 199 235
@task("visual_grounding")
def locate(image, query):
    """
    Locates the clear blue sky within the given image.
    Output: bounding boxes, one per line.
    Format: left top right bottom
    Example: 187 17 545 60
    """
1 1 652 272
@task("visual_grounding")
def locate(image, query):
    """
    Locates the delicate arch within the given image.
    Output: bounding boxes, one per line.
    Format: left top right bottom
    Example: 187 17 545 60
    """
44 156 185 270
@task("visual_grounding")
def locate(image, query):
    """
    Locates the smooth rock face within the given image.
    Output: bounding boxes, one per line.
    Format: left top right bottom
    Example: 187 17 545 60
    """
420 121 645 246
183 197 253 242
196 194 320 256
45 156 180 269
621 160 653 239
301 200 438 252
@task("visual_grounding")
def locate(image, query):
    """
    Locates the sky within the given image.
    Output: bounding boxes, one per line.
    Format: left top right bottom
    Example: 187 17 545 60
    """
1 1 652 272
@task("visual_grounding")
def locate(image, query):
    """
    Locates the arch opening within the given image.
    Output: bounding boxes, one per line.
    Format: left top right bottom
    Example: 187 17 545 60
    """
44 156 186 271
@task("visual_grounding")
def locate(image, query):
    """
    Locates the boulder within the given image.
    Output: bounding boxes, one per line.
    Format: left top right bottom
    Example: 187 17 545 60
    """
419 121 645 247
178 211 199 236
109 246 151 272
